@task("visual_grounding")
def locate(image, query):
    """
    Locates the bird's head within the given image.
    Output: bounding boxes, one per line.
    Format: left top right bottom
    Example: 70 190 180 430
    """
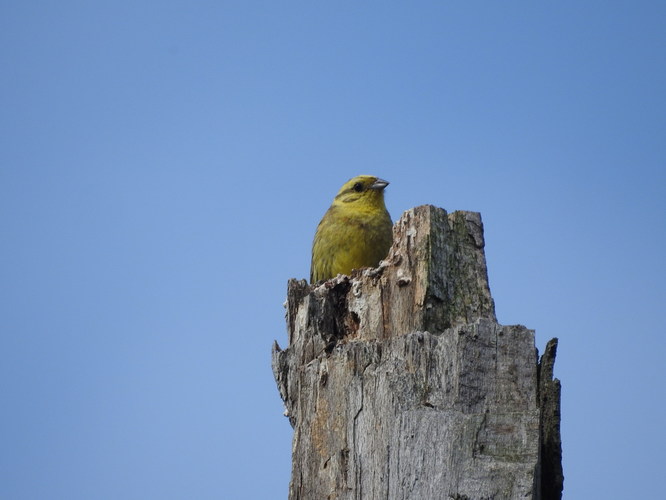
332 175 389 209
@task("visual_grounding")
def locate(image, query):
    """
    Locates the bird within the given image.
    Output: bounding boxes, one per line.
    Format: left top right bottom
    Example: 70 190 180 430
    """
310 175 393 283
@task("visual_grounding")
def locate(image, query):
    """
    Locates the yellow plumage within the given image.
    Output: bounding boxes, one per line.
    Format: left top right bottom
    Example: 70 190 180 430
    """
310 175 393 283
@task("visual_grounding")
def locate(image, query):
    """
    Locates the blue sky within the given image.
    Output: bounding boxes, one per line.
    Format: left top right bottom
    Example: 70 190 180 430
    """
1 2 665 498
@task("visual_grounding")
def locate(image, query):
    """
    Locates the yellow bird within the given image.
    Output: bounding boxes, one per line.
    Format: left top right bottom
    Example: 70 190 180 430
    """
310 175 393 283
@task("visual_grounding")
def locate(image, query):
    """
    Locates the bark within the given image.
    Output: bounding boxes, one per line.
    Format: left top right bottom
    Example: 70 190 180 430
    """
273 205 562 499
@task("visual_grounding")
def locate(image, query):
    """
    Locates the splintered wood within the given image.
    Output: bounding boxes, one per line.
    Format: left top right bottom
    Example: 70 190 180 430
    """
273 205 562 500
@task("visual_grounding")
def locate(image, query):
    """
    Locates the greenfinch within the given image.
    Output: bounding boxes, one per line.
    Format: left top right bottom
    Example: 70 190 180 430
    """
310 175 393 283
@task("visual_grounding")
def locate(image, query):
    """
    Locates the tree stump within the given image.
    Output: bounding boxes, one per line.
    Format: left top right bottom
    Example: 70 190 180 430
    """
273 205 562 499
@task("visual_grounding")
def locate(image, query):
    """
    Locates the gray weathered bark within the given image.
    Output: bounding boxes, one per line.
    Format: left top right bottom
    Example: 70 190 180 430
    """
273 205 562 499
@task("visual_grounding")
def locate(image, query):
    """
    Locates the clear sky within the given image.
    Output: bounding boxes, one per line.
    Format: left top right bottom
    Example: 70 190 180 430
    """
1 2 664 499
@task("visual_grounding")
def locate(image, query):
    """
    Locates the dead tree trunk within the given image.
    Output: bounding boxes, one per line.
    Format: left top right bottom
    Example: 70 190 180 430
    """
272 205 562 499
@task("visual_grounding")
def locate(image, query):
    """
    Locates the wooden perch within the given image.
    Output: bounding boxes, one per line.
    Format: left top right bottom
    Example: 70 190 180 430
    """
273 205 562 499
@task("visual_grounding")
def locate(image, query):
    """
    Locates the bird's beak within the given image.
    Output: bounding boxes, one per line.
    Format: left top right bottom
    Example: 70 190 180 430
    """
370 178 389 190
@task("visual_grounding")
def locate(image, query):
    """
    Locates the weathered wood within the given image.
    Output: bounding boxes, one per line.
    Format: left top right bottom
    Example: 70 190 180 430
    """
538 339 564 500
273 205 562 499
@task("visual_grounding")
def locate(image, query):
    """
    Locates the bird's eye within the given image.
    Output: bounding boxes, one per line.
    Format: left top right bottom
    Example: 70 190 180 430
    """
353 182 364 192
